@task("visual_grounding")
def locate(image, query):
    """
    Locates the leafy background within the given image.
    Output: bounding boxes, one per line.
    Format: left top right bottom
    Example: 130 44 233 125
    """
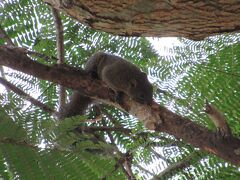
0 0 240 179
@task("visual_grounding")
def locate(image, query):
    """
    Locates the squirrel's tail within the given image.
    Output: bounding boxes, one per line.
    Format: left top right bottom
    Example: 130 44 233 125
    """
58 91 92 120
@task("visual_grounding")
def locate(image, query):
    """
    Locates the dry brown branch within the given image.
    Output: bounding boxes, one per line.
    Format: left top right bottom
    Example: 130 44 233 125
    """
1 45 240 165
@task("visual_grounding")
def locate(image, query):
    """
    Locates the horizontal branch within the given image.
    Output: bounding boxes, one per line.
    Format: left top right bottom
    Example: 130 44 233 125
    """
44 0 240 40
1 45 240 165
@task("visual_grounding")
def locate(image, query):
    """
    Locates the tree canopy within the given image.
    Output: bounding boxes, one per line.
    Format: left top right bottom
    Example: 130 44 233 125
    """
0 0 240 179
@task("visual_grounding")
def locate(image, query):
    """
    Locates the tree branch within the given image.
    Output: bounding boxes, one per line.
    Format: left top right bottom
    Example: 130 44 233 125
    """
51 8 64 64
122 152 135 180
52 7 66 111
0 77 54 114
44 0 240 40
1 45 240 165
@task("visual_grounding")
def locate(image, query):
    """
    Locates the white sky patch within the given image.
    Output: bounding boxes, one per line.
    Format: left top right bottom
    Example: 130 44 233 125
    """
148 37 182 56
0 83 5 92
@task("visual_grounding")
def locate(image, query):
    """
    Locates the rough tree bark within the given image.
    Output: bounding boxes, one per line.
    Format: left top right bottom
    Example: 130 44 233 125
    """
1 45 240 165
44 0 240 40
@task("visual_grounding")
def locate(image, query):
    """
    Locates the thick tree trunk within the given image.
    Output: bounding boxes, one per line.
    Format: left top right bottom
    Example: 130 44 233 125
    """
44 0 240 40
1 45 240 165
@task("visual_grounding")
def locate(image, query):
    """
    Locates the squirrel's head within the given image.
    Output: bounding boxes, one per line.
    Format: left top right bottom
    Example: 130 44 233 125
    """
128 72 153 105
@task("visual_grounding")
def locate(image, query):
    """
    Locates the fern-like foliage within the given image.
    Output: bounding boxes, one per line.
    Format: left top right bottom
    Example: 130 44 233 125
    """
1 0 240 179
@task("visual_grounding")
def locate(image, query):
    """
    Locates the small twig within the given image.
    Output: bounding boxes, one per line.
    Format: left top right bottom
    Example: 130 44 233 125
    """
0 137 38 150
51 7 66 111
0 77 54 114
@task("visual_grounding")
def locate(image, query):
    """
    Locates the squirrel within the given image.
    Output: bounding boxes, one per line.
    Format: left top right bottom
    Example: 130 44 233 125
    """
58 52 153 119
85 52 153 104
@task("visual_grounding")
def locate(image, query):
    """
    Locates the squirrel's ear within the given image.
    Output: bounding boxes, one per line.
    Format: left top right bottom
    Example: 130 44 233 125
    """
130 79 137 88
